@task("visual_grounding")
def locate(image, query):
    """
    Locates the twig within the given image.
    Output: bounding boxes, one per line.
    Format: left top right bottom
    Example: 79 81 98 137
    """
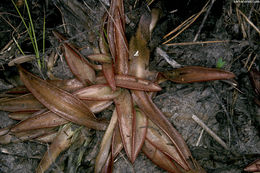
210 86 246 151
192 114 229 150
243 51 253 68
156 47 181 68
248 54 257 71
238 9 260 36
166 40 229 46
193 0 216 41
195 129 204 146
163 0 210 44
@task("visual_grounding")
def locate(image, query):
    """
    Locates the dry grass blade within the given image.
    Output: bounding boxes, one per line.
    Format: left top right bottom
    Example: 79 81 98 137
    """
163 0 210 44
18 66 107 130
166 40 229 46
237 9 260 36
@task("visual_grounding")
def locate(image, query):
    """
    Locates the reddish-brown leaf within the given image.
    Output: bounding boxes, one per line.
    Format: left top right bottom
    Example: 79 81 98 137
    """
132 90 192 170
129 13 152 79
96 75 161 92
162 66 235 83
244 159 260 172
63 43 96 85
75 84 121 100
111 123 123 158
36 125 73 173
146 119 189 170
95 110 117 173
132 108 147 162
114 8 129 75
11 110 68 133
142 139 181 173
249 69 260 96
11 100 112 133
102 63 116 91
114 90 134 162
8 111 35 120
88 54 112 64
0 93 44 112
18 66 107 130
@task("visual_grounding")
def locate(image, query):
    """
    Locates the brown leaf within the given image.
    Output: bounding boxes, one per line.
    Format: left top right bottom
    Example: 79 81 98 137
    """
63 43 96 85
88 54 112 64
132 108 147 162
244 159 260 172
146 119 189 170
75 84 122 100
18 66 107 130
36 124 73 173
102 63 116 91
249 69 260 96
129 13 152 79
162 66 235 83
96 74 161 92
95 110 117 173
35 130 58 143
111 123 123 158
114 7 129 75
11 100 112 133
11 110 68 133
114 90 134 162
0 93 44 112
132 90 193 170
142 139 181 173
12 127 56 143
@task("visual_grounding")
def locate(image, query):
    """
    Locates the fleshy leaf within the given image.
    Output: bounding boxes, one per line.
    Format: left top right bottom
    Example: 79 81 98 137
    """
62 43 96 85
95 109 117 173
96 75 161 92
11 100 112 133
18 66 107 130
142 139 180 173
114 7 129 75
114 90 134 162
36 124 73 173
111 123 123 158
75 84 121 100
146 119 189 170
0 93 44 112
132 90 192 170
102 63 116 91
132 108 147 162
162 66 235 83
